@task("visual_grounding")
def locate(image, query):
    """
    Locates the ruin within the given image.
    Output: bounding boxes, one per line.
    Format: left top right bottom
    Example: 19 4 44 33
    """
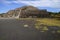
0 6 49 18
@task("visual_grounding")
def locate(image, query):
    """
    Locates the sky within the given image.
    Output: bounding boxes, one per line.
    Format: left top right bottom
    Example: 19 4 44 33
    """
0 0 60 13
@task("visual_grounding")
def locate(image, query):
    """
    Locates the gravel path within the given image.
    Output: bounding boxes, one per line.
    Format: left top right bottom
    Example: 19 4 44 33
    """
0 19 38 40
0 19 60 40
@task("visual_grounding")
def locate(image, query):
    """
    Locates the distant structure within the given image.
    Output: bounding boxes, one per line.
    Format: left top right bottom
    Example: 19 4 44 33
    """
0 6 49 18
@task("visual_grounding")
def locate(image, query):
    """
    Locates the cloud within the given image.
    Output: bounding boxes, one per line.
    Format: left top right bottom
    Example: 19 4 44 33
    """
1 0 60 9
19 0 60 8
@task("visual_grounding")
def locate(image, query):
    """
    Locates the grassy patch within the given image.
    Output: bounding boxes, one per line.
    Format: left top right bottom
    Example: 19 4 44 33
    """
36 18 60 27
16 18 60 30
16 18 60 33
16 18 60 26
16 18 33 20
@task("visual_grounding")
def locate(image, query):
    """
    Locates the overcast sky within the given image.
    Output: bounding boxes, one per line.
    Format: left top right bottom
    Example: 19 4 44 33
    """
0 0 60 13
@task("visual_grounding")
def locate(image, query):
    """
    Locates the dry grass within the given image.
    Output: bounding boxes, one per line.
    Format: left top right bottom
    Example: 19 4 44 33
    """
16 18 60 32
16 18 60 27
36 18 60 27
35 18 60 32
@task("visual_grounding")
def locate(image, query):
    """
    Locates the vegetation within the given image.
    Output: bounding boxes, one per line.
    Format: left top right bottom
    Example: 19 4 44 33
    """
17 18 60 26
35 18 60 32
35 18 60 27
48 12 60 18
17 18 60 34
